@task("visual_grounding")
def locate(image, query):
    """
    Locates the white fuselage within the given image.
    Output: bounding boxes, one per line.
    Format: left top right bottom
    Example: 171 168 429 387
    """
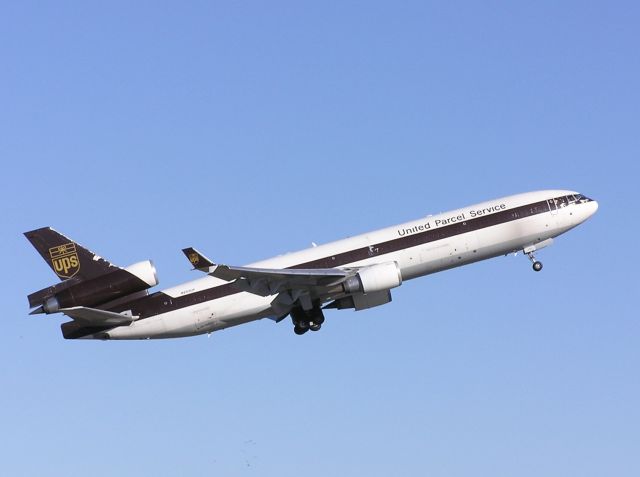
104 190 597 339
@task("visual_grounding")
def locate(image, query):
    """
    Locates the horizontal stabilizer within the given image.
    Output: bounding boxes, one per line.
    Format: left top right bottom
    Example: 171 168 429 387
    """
60 306 135 326
182 247 215 271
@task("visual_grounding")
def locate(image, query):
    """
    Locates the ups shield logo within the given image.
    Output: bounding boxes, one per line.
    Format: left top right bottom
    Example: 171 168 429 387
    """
49 243 80 279
188 252 200 266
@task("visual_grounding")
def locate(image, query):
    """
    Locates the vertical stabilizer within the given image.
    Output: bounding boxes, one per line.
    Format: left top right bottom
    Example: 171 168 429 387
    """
24 227 116 281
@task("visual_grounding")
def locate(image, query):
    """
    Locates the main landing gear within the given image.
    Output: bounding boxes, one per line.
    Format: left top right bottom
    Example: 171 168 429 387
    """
527 251 543 272
291 306 325 335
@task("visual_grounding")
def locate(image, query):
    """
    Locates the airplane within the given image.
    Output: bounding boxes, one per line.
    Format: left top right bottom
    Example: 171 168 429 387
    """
24 190 598 340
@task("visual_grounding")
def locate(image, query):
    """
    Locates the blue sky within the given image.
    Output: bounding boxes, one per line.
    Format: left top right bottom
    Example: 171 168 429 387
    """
1 1 638 475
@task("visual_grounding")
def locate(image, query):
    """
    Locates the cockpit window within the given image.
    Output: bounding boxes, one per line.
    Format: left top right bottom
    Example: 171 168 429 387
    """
556 196 569 208
579 194 593 203
568 194 593 204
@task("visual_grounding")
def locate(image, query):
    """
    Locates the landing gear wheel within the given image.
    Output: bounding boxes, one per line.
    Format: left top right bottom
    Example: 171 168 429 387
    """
291 304 325 335
527 250 543 272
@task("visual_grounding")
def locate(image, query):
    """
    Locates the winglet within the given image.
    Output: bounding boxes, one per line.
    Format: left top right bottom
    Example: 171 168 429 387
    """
181 247 215 271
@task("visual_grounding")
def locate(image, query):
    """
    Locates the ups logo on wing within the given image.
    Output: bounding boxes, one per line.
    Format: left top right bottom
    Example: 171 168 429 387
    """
188 252 200 266
49 243 80 279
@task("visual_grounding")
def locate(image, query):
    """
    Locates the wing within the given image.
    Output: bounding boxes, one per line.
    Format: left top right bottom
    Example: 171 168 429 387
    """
181 248 402 318
210 264 351 295
181 246 356 303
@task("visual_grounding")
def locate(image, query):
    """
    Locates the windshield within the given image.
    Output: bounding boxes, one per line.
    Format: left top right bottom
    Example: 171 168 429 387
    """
568 193 593 204
555 196 569 208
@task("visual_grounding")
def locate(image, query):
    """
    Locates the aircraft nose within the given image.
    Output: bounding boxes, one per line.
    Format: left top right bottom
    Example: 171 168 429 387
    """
572 196 598 225
576 198 598 224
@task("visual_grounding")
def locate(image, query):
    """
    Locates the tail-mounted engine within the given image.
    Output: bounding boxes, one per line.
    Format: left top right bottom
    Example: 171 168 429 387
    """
29 260 158 314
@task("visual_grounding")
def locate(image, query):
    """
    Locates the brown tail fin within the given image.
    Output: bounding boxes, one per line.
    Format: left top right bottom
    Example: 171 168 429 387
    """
24 227 116 281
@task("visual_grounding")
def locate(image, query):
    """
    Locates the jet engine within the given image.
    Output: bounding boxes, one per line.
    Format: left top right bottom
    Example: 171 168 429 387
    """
32 260 159 313
341 261 402 295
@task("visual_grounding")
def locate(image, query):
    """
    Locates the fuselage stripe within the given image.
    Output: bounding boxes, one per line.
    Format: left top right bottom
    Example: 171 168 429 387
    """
107 198 553 321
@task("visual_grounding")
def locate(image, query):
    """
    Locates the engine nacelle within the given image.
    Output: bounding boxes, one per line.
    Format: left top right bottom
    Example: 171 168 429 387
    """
40 260 158 313
123 260 159 288
342 262 403 295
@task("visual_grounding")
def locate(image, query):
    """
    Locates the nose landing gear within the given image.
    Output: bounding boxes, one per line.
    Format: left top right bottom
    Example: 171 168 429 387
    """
527 251 543 272
523 239 554 272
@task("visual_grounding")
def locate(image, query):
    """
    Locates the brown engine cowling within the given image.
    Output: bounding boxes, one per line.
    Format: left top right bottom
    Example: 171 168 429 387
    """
34 261 158 313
